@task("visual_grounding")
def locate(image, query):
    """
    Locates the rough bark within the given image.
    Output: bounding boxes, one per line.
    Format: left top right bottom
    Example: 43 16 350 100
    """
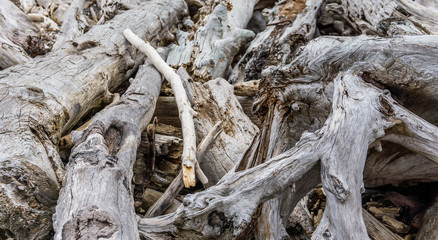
0 0 45 69
0 1 186 238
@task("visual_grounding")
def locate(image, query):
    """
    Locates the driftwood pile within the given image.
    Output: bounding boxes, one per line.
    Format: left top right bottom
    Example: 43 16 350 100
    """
0 0 438 239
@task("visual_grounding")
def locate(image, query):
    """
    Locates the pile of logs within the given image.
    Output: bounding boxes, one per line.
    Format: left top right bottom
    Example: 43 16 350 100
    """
0 0 438 239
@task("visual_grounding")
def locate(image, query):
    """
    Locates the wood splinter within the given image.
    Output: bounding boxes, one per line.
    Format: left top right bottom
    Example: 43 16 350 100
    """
123 29 204 188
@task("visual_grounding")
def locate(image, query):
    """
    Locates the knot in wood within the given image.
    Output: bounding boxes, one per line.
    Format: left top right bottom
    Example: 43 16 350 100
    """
62 206 118 240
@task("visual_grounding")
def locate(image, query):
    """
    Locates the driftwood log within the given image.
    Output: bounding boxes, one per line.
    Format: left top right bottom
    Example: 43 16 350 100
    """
0 0 437 239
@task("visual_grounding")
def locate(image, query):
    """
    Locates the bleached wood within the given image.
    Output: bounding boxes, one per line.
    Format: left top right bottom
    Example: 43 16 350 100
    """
145 121 223 218
138 69 425 239
123 29 201 188
0 1 186 238
0 0 44 69
168 0 259 80
53 63 162 240
52 0 86 51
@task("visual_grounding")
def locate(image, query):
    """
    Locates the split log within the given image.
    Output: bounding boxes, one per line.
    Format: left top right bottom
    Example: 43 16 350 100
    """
0 0 45 69
53 63 162 240
0 0 186 238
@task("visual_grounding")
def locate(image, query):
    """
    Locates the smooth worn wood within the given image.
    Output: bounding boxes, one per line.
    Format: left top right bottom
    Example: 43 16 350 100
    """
0 1 186 238
53 63 162 240
124 29 202 188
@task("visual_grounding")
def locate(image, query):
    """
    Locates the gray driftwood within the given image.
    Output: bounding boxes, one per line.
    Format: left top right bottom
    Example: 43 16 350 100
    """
53 63 162 240
135 35 438 239
0 0 45 69
0 0 186 238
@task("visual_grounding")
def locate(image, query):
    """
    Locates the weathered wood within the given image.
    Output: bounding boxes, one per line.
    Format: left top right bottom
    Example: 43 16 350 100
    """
142 189 181 215
362 208 403 240
234 80 259 96
0 0 45 69
167 0 259 80
145 121 223 218
0 1 186 238
124 29 202 188
53 63 162 240
229 0 325 83
179 68 259 186
340 0 438 35
52 0 86 51
154 96 261 127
